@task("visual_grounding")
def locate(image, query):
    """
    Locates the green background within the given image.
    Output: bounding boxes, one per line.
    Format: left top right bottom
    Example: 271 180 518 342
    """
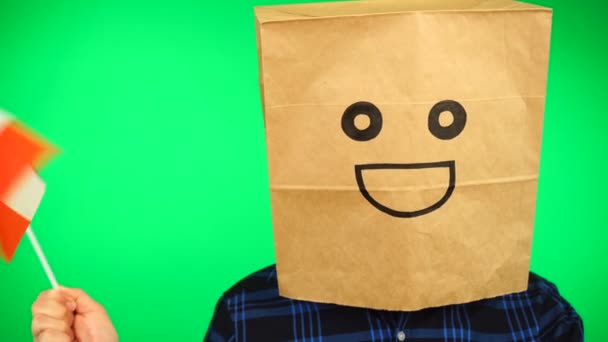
0 0 605 341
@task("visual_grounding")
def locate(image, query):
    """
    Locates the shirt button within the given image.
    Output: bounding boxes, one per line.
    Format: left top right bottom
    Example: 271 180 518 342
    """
397 331 406 341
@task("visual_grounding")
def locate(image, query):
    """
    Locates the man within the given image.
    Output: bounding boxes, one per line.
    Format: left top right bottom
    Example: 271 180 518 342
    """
32 267 582 341
31 0 585 340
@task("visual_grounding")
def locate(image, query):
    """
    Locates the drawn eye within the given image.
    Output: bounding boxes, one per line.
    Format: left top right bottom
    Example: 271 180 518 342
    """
428 100 467 140
341 101 383 141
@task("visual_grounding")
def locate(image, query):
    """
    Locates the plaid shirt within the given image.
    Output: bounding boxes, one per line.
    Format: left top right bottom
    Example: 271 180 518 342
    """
204 265 582 342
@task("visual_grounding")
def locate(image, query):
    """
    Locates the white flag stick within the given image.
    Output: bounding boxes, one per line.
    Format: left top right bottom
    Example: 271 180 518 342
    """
26 226 58 289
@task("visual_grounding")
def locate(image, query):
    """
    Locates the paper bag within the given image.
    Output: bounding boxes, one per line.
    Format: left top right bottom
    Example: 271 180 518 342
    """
255 0 552 310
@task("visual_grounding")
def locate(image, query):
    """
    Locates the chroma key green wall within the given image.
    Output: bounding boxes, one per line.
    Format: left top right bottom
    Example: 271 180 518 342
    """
0 0 606 341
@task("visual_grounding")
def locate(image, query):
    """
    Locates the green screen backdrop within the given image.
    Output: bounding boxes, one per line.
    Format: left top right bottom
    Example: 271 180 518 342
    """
0 0 606 341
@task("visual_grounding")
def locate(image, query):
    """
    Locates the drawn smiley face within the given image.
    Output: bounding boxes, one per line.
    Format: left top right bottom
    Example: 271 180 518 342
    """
341 100 467 218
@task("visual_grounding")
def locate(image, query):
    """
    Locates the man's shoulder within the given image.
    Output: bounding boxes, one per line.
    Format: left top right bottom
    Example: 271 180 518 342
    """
456 272 577 313
518 272 577 308
221 264 280 300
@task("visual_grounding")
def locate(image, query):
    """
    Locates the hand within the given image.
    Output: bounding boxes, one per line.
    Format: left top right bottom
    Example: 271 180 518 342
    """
32 287 118 342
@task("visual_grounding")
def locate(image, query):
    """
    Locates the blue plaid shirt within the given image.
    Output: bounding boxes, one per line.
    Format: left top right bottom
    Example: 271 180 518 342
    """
204 265 582 341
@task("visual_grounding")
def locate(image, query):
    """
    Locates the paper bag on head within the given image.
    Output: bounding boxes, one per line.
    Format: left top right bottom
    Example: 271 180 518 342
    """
255 0 552 310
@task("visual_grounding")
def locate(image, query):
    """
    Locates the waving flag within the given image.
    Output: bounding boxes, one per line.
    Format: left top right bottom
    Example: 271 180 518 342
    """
0 109 58 286
0 167 46 262
0 112 54 198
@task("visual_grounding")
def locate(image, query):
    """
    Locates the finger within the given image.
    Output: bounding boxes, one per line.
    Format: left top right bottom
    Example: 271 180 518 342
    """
60 288 105 314
32 314 74 340
35 289 71 304
33 290 76 315
35 329 72 342
32 298 74 321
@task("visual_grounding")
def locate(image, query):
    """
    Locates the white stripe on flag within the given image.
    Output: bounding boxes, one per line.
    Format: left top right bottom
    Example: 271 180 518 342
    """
3 167 46 221
0 109 13 130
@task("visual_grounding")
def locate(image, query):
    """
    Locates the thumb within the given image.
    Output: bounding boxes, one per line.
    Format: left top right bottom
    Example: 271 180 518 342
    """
59 287 106 314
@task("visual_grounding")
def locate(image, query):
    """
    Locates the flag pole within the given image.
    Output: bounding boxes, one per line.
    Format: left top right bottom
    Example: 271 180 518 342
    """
26 226 58 289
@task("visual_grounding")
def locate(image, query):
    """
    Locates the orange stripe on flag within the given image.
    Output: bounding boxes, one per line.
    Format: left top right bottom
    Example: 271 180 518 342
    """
0 201 30 262
0 121 56 198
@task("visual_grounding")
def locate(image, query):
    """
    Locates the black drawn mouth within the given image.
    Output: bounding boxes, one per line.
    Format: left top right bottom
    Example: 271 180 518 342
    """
355 161 456 218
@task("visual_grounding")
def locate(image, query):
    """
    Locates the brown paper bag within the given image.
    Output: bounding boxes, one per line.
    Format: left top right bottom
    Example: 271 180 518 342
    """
255 0 552 310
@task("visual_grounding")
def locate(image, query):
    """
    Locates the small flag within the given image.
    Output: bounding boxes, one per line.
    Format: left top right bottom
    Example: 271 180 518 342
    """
0 109 57 288
0 111 55 199
0 167 46 261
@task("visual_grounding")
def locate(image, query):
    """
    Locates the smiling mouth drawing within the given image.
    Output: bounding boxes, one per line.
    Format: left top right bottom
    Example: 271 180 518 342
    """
355 160 456 218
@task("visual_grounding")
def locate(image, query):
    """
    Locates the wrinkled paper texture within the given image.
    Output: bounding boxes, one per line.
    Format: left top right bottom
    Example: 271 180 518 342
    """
255 0 553 310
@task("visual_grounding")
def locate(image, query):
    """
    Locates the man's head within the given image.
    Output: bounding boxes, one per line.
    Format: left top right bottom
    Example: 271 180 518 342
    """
256 0 552 310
